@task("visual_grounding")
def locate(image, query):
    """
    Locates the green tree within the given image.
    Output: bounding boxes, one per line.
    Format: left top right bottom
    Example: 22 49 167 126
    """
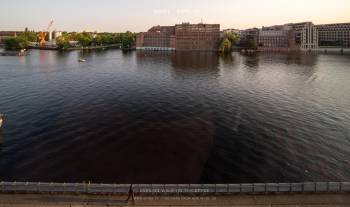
77 32 93 47
246 38 257 49
219 38 232 53
93 35 102 45
56 36 71 50
22 28 38 42
5 37 29 50
121 31 135 49
223 32 240 45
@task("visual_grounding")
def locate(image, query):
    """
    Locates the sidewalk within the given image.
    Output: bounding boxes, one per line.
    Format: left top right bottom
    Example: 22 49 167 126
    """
0 193 350 206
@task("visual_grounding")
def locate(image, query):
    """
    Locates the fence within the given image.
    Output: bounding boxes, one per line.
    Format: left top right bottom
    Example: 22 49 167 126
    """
0 182 349 195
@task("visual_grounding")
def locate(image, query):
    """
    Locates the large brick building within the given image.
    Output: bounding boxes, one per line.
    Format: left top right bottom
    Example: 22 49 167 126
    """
136 23 220 51
175 23 220 51
136 26 176 50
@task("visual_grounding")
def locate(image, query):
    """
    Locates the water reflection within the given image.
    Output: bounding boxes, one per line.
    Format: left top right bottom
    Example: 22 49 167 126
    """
171 52 219 69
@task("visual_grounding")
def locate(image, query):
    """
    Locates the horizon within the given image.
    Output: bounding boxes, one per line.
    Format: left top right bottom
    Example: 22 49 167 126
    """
1 0 350 32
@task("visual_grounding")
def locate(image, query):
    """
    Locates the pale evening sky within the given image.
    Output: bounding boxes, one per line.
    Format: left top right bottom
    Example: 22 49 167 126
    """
0 0 350 32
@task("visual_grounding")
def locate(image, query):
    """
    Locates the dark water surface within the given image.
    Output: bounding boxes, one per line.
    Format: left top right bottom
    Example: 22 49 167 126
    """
0 50 349 184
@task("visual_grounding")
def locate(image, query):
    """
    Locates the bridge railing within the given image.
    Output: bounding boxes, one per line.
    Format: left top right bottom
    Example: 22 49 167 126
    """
0 182 349 195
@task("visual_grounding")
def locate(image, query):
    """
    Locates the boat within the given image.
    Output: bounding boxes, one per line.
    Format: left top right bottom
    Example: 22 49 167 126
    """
78 58 86 63
0 113 3 128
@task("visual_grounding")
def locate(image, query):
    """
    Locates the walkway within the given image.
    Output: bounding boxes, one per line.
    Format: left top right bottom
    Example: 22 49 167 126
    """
0 193 350 206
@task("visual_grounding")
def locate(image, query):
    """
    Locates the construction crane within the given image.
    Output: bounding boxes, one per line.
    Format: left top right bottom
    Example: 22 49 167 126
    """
39 20 54 46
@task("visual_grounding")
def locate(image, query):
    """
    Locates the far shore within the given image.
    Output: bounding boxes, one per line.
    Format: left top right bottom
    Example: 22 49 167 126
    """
27 43 122 51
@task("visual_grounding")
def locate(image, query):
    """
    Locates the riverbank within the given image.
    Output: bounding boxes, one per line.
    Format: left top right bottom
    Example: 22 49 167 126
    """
26 44 122 51
63 44 122 51
0 193 349 206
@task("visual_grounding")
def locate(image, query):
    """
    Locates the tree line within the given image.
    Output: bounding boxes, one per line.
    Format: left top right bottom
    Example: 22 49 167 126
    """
56 31 136 49
4 28 136 50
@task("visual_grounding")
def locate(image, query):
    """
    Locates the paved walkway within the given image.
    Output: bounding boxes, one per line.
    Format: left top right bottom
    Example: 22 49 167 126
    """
0 193 350 206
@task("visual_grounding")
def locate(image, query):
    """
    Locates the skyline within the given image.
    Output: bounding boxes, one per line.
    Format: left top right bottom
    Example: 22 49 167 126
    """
1 0 350 32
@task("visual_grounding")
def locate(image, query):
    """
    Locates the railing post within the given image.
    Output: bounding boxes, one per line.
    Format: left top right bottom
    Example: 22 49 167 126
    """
14 181 16 192
314 182 316 192
340 182 342 192
327 182 329 192
264 183 267 193
239 183 242 193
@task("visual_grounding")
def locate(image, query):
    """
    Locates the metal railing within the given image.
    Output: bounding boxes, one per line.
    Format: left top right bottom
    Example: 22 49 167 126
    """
0 182 349 195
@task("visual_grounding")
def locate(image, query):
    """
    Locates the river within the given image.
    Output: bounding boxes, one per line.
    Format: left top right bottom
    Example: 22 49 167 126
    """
0 49 349 183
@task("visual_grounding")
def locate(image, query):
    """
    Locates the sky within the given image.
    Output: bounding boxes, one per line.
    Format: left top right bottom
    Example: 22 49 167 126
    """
0 0 350 32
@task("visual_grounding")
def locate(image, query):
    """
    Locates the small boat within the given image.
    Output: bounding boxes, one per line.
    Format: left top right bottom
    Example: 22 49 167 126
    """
0 113 3 128
78 58 86 63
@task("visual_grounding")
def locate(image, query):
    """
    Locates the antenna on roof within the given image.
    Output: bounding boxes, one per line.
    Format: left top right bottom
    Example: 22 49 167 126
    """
201 18 203 24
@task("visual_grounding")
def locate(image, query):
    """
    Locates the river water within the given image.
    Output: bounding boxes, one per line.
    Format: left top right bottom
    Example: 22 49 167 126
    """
0 49 349 184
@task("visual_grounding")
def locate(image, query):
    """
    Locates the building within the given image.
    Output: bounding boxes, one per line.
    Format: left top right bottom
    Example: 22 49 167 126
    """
136 26 176 51
175 23 220 51
136 23 220 51
0 31 23 44
316 23 350 48
237 28 259 49
258 25 297 51
300 22 318 50
256 22 320 50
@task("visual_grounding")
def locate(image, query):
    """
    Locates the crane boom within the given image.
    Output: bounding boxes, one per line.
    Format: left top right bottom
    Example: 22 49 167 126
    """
47 20 54 31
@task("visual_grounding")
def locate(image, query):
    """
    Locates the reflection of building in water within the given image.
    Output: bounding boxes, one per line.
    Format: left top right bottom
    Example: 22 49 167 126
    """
171 52 219 70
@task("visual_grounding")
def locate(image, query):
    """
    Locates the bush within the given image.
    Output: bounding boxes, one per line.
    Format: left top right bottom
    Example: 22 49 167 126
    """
5 37 28 50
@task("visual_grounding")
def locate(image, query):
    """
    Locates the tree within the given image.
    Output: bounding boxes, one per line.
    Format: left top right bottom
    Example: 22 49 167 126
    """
223 32 240 45
219 38 232 53
5 37 29 50
93 35 102 46
246 38 257 49
77 32 93 47
22 28 37 42
56 36 71 50
121 31 135 49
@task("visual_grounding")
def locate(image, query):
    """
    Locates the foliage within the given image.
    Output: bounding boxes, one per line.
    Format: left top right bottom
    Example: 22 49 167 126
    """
55 31 136 49
223 32 240 45
246 38 257 49
219 32 240 53
56 36 71 50
4 37 29 50
219 38 232 53
120 31 136 49
22 27 38 42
